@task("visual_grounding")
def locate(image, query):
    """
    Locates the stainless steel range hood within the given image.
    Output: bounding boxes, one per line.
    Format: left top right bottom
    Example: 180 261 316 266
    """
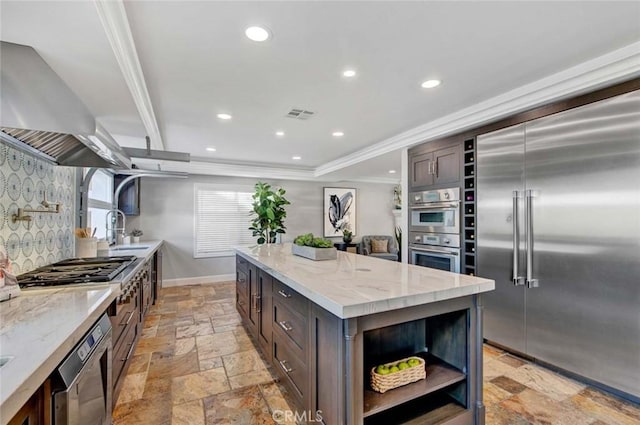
0 41 131 169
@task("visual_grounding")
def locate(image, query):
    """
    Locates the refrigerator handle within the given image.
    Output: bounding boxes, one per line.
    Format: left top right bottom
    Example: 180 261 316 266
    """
526 190 539 288
512 191 524 286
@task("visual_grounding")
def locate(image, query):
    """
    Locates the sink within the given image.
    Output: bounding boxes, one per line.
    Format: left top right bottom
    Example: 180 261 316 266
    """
111 246 149 251
0 356 14 369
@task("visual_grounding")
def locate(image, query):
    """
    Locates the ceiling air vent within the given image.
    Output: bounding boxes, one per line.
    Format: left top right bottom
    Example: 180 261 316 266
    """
286 108 315 120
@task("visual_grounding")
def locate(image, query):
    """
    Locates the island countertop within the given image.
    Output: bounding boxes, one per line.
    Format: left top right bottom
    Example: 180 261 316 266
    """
235 243 494 319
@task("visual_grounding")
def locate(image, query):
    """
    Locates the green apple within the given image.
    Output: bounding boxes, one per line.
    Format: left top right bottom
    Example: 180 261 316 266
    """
376 365 390 375
398 362 409 370
408 358 420 367
389 365 400 373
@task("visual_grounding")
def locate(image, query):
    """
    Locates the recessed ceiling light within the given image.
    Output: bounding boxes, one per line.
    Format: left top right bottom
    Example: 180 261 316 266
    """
388 170 397 174
206 147 217 152
343 69 356 77
245 26 270 42
332 131 344 137
217 113 232 120
275 131 285 136
292 156 301 160
421 79 441 89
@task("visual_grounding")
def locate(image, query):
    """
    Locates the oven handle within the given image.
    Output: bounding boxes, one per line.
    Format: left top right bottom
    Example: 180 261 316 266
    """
410 202 460 210
410 246 459 256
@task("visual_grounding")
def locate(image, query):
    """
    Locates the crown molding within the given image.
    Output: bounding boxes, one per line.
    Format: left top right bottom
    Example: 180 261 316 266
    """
94 0 164 150
315 41 640 176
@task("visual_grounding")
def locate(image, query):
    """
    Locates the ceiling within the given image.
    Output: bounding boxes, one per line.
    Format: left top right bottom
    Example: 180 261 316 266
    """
1 1 639 182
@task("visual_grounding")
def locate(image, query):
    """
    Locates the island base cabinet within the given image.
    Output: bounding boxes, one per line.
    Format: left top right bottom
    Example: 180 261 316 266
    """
235 254 485 425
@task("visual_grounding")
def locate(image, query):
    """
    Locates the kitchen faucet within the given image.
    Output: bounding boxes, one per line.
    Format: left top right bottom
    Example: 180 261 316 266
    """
106 209 126 246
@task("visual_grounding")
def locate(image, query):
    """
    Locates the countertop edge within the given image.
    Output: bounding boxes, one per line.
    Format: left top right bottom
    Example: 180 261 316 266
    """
0 287 119 425
235 249 494 319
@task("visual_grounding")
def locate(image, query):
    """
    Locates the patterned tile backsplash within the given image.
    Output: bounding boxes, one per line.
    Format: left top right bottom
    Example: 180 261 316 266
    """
0 142 75 274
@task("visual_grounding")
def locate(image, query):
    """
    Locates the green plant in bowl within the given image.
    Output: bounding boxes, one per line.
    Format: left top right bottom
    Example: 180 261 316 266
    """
293 233 333 248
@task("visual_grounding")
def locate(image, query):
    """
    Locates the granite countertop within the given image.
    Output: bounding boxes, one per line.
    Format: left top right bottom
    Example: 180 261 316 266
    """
0 240 163 424
235 243 495 319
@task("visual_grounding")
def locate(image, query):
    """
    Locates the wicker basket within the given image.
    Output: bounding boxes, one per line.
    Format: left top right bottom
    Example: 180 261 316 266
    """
370 356 426 393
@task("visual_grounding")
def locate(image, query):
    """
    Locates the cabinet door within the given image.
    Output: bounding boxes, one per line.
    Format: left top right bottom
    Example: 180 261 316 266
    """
410 152 434 188
247 265 259 335
257 270 273 360
434 145 460 184
8 380 50 425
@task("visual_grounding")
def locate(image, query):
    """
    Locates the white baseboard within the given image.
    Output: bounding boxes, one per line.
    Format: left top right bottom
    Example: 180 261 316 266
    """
162 274 235 287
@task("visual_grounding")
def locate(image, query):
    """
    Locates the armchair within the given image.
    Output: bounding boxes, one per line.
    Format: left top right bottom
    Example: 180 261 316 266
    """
359 235 399 261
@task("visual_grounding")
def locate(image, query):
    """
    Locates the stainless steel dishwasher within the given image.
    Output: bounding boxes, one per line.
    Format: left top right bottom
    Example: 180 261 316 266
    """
50 313 113 425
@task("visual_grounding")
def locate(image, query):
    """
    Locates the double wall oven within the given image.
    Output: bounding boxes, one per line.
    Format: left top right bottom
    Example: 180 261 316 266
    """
409 188 461 273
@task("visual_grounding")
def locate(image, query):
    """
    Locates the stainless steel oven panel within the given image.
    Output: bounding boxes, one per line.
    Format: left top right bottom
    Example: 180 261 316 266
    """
410 245 461 273
410 187 460 205
410 206 460 234
410 232 460 248
53 314 113 425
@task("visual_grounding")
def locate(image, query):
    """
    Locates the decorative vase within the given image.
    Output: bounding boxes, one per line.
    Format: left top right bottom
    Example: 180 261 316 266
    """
133 236 140 243
343 236 352 244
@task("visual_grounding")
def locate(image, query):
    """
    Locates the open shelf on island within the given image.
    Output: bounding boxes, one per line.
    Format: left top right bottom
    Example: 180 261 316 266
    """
364 389 468 425
363 356 466 417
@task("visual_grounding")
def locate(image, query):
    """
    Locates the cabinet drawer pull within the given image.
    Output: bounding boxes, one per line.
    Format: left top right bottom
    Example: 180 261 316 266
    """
278 321 293 332
279 359 293 373
277 289 291 298
121 341 135 362
120 310 135 326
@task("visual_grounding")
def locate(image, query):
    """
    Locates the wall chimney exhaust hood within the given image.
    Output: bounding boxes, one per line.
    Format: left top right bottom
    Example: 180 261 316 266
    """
0 41 131 169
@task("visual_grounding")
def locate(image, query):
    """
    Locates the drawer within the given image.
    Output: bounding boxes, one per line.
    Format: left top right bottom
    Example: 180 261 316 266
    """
113 317 138 385
273 301 306 353
273 336 307 402
110 290 137 347
272 279 308 318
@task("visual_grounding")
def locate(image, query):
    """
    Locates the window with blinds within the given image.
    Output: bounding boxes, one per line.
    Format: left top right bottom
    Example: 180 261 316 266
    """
194 185 255 258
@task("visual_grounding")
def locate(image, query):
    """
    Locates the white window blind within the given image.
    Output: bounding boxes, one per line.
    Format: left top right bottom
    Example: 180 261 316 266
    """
194 185 254 258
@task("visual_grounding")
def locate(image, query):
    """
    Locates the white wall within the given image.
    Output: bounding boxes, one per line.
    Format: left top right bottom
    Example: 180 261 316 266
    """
127 175 397 281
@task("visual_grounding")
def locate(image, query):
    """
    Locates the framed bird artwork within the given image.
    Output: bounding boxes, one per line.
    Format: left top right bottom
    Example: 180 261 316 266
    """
323 187 356 237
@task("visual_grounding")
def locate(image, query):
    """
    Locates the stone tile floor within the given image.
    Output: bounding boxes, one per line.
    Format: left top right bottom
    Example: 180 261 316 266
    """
113 283 640 424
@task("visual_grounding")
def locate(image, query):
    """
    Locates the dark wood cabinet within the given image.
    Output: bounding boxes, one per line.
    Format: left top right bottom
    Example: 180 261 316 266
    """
433 145 461 185
8 380 51 425
237 261 274 360
410 152 435 187
409 141 462 190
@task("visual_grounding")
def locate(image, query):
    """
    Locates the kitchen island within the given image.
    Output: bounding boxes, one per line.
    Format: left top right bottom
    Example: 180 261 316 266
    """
235 244 494 425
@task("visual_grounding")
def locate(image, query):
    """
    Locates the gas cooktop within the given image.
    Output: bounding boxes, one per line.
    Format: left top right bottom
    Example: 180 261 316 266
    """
17 256 137 288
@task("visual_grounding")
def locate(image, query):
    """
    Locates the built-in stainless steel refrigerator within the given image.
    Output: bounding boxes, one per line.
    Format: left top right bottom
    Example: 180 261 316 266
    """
477 88 640 401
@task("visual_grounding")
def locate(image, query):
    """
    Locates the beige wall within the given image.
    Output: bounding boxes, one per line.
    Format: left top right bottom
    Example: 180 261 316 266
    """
127 175 397 281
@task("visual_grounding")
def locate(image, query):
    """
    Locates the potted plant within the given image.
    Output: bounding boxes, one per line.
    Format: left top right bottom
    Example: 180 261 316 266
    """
249 182 290 244
131 229 143 243
292 233 337 261
342 228 353 244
